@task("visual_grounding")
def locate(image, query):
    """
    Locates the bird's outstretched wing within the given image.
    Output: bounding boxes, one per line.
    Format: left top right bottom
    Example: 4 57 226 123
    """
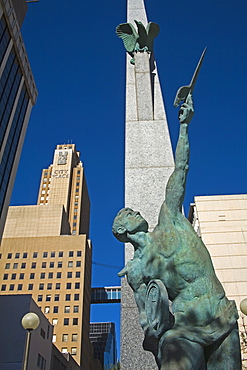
146 22 160 52
116 23 139 53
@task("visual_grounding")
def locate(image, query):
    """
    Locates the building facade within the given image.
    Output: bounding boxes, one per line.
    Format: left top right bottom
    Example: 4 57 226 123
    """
188 194 247 365
90 322 117 370
0 294 81 370
0 0 37 240
0 144 96 369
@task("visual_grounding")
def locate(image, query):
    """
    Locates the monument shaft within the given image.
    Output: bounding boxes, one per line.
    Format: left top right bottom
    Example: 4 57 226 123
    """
121 0 174 368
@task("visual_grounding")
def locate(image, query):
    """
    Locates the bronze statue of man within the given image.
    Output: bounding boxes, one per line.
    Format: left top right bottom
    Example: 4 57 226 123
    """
112 94 241 369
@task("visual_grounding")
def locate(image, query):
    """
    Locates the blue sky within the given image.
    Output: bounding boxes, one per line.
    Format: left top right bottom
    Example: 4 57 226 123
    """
11 0 247 359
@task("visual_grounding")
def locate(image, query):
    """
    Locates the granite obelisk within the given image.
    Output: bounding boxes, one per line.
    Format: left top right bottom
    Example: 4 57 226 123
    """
120 0 175 368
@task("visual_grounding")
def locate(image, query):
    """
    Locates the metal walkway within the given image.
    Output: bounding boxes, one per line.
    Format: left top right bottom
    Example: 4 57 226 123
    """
91 286 121 303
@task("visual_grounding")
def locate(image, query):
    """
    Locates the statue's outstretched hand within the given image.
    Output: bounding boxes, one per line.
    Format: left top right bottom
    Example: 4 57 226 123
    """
178 93 194 124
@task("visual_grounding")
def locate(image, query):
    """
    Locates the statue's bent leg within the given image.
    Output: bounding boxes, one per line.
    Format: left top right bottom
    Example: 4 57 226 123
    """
159 338 205 370
205 323 241 370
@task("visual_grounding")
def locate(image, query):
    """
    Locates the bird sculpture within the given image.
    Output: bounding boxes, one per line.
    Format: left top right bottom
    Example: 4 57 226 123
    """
116 20 160 64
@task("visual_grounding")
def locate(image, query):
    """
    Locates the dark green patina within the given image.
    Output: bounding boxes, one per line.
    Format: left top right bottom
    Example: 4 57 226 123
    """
116 20 159 64
112 53 241 369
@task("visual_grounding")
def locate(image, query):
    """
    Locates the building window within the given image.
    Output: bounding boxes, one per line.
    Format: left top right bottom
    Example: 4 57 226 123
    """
75 272 80 278
59 251 63 257
53 306 58 313
73 318 78 325
28 284 33 290
40 273 45 279
23 253 28 258
41 329 46 341
51 252 55 257
44 306 50 314
43 252 48 258
49 262 54 268
67 272 72 278
33 252 38 258
75 283 80 289
1 285 6 291
3 274 8 280
61 348 68 353
77 251 82 257
13 263 18 269
5 263 10 269
30 273 35 279
52 334 56 343
19 273 24 279
57 262 62 268
42 262 46 268
72 334 77 342
73 215 77 220
66 283 71 289
74 294 79 301
48 272 53 279
37 353 46 370
64 318 69 325
9 284 14 291
31 262 36 269
56 272 61 278
73 222 76 227
47 283 52 290
39 284 44 290
64 306 70 313
71 347 77 355
73 306 79 313
15 253 20 258
62 334 68 342
68 261 73 268
52 319 58 326
7 253 12 259
54 294 60 301
56 283 60 289
76 261 81 267
18 284 23 291
46 295 51 302
37 295 43 302
21 263 26 269
69 251 73 257
65 294 71 301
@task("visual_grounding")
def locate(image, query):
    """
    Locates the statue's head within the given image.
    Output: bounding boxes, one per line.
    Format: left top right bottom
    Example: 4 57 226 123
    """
112 207 148 242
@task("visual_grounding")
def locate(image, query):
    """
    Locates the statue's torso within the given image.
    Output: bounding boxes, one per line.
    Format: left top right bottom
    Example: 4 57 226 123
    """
127 211 226 325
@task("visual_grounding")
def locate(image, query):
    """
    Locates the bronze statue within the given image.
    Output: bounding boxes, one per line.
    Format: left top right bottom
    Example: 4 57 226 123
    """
116 20 159 64
112 52 241 368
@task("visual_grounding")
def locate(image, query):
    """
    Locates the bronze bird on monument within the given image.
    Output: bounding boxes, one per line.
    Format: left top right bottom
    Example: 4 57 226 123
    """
116 20 160 64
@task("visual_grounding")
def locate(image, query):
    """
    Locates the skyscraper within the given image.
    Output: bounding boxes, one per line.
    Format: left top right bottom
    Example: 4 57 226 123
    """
0 144 96 369
90 322 117 370
0 0 37 240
